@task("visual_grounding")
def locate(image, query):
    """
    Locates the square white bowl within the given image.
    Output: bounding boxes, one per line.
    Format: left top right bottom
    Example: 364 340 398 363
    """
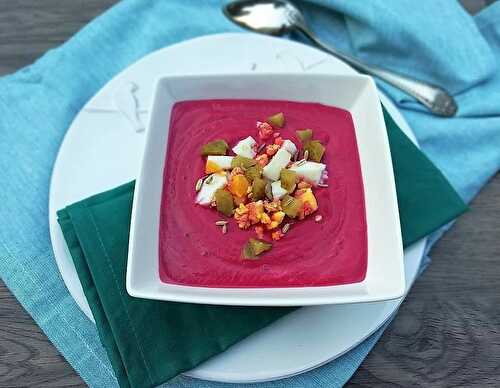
126 73 404 306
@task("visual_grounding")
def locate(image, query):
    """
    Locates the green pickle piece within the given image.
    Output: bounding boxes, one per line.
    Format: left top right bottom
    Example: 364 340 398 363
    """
242 238 272 259
215 189 234 217
200 140 229 156
245 165 263 182
296 129 313 144
266 112 285 128
305 140 325 162
280 169 298 193
252 177 267 200
231 155 257 169
281 194 301 218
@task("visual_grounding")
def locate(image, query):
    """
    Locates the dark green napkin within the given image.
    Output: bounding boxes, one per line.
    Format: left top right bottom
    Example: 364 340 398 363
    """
57 107 467 388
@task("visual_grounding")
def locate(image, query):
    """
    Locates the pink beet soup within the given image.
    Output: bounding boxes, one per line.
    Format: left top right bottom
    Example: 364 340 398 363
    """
159 99 367 287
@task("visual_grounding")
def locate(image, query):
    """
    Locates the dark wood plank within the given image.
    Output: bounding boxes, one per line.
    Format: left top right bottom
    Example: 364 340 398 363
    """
0 281 85 387
347 174 500 387
1 1 499 387
0 0 117 74
0 2 117 387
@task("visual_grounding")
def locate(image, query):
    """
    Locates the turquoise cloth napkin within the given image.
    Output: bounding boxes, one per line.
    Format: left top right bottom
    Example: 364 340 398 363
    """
0 1 499 387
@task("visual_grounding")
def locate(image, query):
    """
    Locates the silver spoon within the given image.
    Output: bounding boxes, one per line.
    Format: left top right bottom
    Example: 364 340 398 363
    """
224 0 457 117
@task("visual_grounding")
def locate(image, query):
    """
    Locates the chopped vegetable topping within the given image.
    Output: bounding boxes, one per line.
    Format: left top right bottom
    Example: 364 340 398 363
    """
267 211 285 230
242 238 272 259
251 177 267 200
196 110 329 258
267 112 285 128
228 174 250 198
257 121 274 140
265 144 280 156
215 189 234 217
296 129 313 144
280 169 298 193
201 139 229 156
205 155 234 173
232 136 257 159
263 148 292 181
271 180 288 200
289 161 326 186
295 188 318 219
281 139 297 155
231 155 257 169
264 199 282 213
196 173 227 205
280 194 301 218
305 140 325 162
255 153 269 167
245 165 263 182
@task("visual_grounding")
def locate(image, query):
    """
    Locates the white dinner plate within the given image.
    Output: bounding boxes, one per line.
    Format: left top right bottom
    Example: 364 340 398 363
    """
48 33 426 383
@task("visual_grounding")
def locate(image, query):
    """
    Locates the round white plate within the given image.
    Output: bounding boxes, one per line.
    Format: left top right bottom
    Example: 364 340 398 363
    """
49 33 426 384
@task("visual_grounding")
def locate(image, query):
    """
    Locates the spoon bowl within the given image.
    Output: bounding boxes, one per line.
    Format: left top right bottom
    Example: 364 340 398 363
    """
223 0 299 36
224 0 457 117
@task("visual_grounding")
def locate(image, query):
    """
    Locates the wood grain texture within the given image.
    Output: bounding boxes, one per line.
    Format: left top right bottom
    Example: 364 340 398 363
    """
0 1 499 387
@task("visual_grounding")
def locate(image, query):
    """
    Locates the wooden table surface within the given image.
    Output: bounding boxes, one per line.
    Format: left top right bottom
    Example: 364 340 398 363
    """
1 1 499 387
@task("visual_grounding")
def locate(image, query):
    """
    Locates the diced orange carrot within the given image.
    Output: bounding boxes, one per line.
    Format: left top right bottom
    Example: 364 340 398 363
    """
229 174 250 198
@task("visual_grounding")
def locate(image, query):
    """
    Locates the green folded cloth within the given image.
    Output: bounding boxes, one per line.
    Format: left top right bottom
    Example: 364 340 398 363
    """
57 107 466 388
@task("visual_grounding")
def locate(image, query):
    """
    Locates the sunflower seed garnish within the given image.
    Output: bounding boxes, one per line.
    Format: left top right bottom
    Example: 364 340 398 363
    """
205 174 214 185
303 150 309 160
293 159 306 167
215 220 228 226
195 178 203 192
265 181 273 200
317 183 329 188
222 224 228 234
282 223 291 234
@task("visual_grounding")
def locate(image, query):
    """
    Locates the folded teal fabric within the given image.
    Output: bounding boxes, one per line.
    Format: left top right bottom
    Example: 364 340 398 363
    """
1 1 499 387
56 104 466 387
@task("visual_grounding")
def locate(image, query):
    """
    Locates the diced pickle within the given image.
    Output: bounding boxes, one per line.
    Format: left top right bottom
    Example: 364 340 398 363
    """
231 155 257 169
266 112 285 128
245 165 263 182
296 129 313 144
305 140 325 162
281 194 301 218
215 189 234 217
200 140 229 156
252 177 266 200
242 238 272 259
280 169 298 193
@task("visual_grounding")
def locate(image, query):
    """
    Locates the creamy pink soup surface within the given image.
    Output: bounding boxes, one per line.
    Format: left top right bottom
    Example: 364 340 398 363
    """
159 99 367 288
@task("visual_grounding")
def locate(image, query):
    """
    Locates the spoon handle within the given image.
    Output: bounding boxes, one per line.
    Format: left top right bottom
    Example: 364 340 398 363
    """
298 28 457 117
